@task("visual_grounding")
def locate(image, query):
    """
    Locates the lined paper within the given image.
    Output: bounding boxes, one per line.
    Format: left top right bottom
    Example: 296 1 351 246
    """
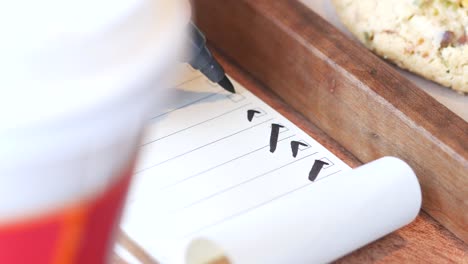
118 65 422 264
119 65 351 262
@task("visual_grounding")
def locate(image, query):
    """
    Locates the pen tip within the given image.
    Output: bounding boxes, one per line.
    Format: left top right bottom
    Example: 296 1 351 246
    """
218 76 236 93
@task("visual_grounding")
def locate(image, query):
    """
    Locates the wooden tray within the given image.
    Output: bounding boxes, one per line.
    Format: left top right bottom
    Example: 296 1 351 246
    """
192 0 468 243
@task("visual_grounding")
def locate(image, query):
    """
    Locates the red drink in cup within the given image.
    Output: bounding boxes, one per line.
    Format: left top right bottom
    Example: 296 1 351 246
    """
0 0 189 263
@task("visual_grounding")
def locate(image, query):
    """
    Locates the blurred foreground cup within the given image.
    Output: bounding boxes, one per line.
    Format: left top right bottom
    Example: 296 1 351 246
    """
0 0 189 263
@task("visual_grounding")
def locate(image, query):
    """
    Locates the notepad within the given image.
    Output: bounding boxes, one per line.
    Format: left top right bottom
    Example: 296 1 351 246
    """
117 65 421 264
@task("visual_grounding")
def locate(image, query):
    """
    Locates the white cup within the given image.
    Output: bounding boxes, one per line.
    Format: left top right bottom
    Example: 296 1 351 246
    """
0 0 189 263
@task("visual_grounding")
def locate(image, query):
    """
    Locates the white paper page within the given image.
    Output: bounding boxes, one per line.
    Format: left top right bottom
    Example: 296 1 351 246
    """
119 66 421 264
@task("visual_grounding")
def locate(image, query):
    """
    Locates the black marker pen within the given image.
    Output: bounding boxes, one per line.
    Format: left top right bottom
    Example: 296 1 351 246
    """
186 22 235 93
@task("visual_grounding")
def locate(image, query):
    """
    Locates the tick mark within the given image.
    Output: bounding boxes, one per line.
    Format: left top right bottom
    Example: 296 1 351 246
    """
290 141 309 158
269 123 284 153
247 109 262 122
308 159 329 182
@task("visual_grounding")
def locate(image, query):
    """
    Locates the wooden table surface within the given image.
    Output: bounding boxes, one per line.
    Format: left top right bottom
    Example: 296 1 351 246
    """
113 52 467 263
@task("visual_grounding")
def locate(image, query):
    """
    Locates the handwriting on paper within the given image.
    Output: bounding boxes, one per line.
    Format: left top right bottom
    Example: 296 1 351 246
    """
290 141 309 158
308 160 329 182
247 109 262 122
269 123 284 153
244 110 332 181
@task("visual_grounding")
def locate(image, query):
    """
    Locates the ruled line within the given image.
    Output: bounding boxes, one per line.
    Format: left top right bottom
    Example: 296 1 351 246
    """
173 74 203 88
160 134 297 191
182 181 312 238
317 170 343 181
177 152 318 211
136 118 275 174
142 102 252 146
183 169 344 237
149 92 216 121
148 74 232 120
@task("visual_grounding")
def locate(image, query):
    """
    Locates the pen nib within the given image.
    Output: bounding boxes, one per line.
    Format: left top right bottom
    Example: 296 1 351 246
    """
218 76 236 93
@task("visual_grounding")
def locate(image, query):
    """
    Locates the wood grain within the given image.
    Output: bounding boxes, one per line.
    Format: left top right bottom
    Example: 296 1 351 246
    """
114 230 159 264
192 0 468 243
334 212 468 264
